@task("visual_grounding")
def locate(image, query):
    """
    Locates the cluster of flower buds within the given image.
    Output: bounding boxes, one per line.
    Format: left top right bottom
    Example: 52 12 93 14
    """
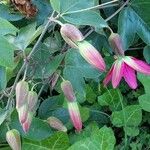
16 80 38 133
60 24 106 72
61 80 82 132
47 116 67 132
103 32 150 89
6 129 21 150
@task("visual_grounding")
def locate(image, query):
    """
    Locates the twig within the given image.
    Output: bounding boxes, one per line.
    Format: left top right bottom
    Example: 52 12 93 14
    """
61 0 119 15
105 0 130 22
6 11 55 110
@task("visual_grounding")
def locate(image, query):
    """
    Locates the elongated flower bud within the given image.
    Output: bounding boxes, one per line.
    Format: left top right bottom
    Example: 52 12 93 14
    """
47 117 67 132
28 91 38 112
61 80 76 102
51 72 60 90
60 24 84 48
18 104 28 124
16 80 29 109
77 41 106 71
22 113 32 133
108 33 124 56
6 129 21 150
68 101 82 132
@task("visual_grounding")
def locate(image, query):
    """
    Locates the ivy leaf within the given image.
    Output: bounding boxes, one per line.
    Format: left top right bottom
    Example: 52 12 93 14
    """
0 17 18 36
63 49 101 102
68 126 116 150
143 46 150 64
98 89 122 111
0 66 7 91
22 132 70 150
0 108 8 126
118 7 150 50
138 94 150 112
0 36 14 68
111 105 142 127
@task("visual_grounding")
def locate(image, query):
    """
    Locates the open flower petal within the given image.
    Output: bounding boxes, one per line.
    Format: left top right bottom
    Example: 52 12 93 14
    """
123 64 137 89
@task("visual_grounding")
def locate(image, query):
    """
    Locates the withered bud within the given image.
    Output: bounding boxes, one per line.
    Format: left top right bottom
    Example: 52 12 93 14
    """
16 80 29 109
47 117 67 132
108 33 124 56
60 24 84 48
6 129 21 150
61 80 76 102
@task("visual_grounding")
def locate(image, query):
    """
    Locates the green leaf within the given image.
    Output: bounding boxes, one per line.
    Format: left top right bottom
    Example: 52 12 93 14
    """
0 66 7 91
10 111 53 141
131 0 150 26
0 17 18 36
62 11 107 29
118 7 150 50
22 132 69 150
50 0 95 13
137 73 150 93
68 126 116 150
14 23 42 51
139 94 150 112
111 105 142 127
98 89 122 111
0 36 14 68
143 46 150 64
0 109 8 126
124 126 139 137
63 49 101 102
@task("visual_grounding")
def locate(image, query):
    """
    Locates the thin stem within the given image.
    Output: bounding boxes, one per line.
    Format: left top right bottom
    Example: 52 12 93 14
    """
61 0 119 15
6 11 55 110
117 90 128 149
105 0 130 22
37 84 45 98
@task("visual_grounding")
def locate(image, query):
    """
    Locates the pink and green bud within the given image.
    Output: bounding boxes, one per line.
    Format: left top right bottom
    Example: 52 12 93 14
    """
67 101 82 132
108 33 124 56
16 80 29 109
27 91 38 112
47 117 67 132
17 104 28 124
61 80 76 102
6 129 21 150
22 113 33 133
60 24 84 48
77 40 106 71
51 72 60 90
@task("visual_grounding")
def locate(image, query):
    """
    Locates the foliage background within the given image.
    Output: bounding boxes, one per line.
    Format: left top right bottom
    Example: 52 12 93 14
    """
0 0 150 149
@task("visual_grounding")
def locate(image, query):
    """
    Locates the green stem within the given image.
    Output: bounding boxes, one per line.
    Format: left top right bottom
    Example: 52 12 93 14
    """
61 0 119 15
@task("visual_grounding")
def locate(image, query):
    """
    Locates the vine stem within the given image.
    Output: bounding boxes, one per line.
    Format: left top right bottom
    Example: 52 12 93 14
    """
105 0 130 22
61 0 119 15
6 11 55 110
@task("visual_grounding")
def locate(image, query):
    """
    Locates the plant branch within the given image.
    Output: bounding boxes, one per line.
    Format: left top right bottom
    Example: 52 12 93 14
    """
61 0 119 15
105 0 130 22
6 11 55 110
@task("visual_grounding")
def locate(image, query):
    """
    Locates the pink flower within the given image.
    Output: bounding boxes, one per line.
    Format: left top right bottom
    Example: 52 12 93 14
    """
77 41 106 71
68 101 82 132
103 56 150 89
22 113 32 133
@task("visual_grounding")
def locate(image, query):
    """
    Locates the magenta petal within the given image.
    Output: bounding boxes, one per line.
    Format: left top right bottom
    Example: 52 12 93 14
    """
103 65 114 86
123 64 138 89
124 57 150 75
112 60 124 88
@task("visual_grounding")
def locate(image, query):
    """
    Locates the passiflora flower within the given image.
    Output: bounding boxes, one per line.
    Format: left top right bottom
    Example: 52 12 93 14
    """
6 129 21 150
77 40 106 71
47 116 67 132
103 56 150 89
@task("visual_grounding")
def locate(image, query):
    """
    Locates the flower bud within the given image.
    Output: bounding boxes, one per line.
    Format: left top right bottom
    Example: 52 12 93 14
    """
51 72 60 90
6 129 21 150
108 33 124 56
22 113 32 133
77 41 106 71
68 101 82 132
17 104 28 124
61 80 76 102
16 80 29 109
47 117 67 132
60 24 84 48
28 91 38 112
